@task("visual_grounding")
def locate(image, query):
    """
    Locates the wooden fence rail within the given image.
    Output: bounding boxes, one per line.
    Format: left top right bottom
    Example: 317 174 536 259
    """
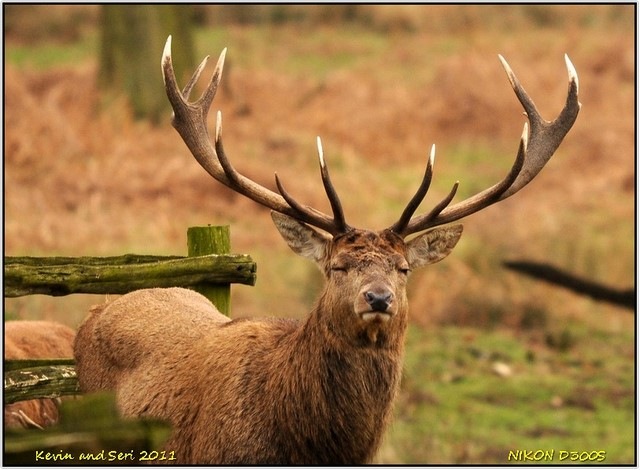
4 253 256 297
4 362 78 405
4 226 255 312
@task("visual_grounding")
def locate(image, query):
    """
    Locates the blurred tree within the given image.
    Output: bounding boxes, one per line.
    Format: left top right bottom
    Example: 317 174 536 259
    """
99 5 195 124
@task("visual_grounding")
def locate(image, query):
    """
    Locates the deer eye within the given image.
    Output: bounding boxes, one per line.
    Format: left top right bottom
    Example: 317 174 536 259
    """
397 264 411 275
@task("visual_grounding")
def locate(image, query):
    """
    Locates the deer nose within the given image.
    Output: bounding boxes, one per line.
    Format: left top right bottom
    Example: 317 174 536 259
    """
364 290 393 313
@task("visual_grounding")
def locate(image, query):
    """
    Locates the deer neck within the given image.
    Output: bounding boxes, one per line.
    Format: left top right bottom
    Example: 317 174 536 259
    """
306 288 409 350
269 302 406 463
290 294 408 400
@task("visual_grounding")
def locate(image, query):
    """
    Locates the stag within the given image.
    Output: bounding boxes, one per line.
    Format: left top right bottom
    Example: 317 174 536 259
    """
73 37 580 464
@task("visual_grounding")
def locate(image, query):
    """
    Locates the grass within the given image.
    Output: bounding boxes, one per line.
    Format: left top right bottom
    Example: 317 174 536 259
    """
5 32 98 69
4 5 635 465
195 24 390 80
381 324 635 464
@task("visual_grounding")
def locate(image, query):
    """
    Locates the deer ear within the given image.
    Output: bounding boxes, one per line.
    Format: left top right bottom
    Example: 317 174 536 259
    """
271 212 331 263
406 224 463 269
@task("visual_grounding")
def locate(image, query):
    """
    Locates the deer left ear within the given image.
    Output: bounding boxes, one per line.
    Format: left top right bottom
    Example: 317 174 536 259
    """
406 224 463 269
271 211 331 264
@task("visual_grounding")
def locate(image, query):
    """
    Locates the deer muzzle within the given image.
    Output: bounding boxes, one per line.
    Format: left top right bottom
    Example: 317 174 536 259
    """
364 290 393 312
358 284 395 322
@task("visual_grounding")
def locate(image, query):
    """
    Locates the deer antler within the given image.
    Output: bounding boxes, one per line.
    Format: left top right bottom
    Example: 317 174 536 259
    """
161 36 349 236
390 54 581 237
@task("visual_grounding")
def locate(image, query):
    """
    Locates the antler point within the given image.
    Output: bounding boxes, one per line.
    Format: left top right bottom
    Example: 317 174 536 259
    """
564 53 579 92
216 48 227 73
161 36 172 69
316 136 325 167
215 111 222 141
521 122 529 149
498 54 518 89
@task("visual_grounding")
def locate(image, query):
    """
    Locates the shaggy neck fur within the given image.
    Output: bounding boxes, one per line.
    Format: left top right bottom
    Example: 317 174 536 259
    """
263 296 407 464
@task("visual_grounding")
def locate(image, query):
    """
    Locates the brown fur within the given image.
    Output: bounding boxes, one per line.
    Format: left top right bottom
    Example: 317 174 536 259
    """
4 321 76 429
74 217 462 464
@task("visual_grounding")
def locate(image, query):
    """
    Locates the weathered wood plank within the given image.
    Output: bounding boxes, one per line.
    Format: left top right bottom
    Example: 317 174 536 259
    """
4 254 182 266
4 365 79 404
4 253 256 297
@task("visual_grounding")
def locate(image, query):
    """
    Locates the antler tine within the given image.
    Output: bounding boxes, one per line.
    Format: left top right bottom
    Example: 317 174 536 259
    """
316 137 349 233
390 144 435 235
162 37 346 236
182 53 210 101
417 180 460 226
161 36 184 111
271 138 350 235
394 54 580 237
214 111 343 235
498 54 580 198
162 36 229 182
403 129 527 234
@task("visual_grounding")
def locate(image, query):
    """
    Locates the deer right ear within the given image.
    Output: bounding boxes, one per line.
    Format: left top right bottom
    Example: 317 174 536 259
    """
271 212 331 263
406 224 463 269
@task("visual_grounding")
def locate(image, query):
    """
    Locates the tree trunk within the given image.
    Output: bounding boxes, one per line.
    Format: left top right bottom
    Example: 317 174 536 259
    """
99 5 195 124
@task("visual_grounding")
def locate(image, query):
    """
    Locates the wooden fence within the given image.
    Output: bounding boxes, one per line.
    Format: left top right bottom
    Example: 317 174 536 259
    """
3 225 256 464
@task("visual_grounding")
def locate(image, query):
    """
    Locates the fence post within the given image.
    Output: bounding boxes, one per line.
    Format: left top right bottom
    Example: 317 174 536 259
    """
187 225 231 315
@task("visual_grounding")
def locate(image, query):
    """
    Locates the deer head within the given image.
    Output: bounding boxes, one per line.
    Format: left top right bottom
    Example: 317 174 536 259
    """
161 36 580 344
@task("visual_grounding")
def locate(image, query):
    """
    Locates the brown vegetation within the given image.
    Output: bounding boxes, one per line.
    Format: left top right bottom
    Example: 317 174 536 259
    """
4 5 633 334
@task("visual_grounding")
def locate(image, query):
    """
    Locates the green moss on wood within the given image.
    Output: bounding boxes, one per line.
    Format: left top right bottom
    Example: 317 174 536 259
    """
4 253 256 297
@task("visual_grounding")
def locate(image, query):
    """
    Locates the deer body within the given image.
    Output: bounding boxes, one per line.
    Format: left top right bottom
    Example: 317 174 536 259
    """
75 224 460 464
77 288 397 464
74 37 579 464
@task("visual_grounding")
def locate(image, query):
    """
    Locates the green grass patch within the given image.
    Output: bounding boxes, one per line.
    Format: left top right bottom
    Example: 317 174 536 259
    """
5 33 98 69
194 27 235 59
380 324 635 464
196 24 390 79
